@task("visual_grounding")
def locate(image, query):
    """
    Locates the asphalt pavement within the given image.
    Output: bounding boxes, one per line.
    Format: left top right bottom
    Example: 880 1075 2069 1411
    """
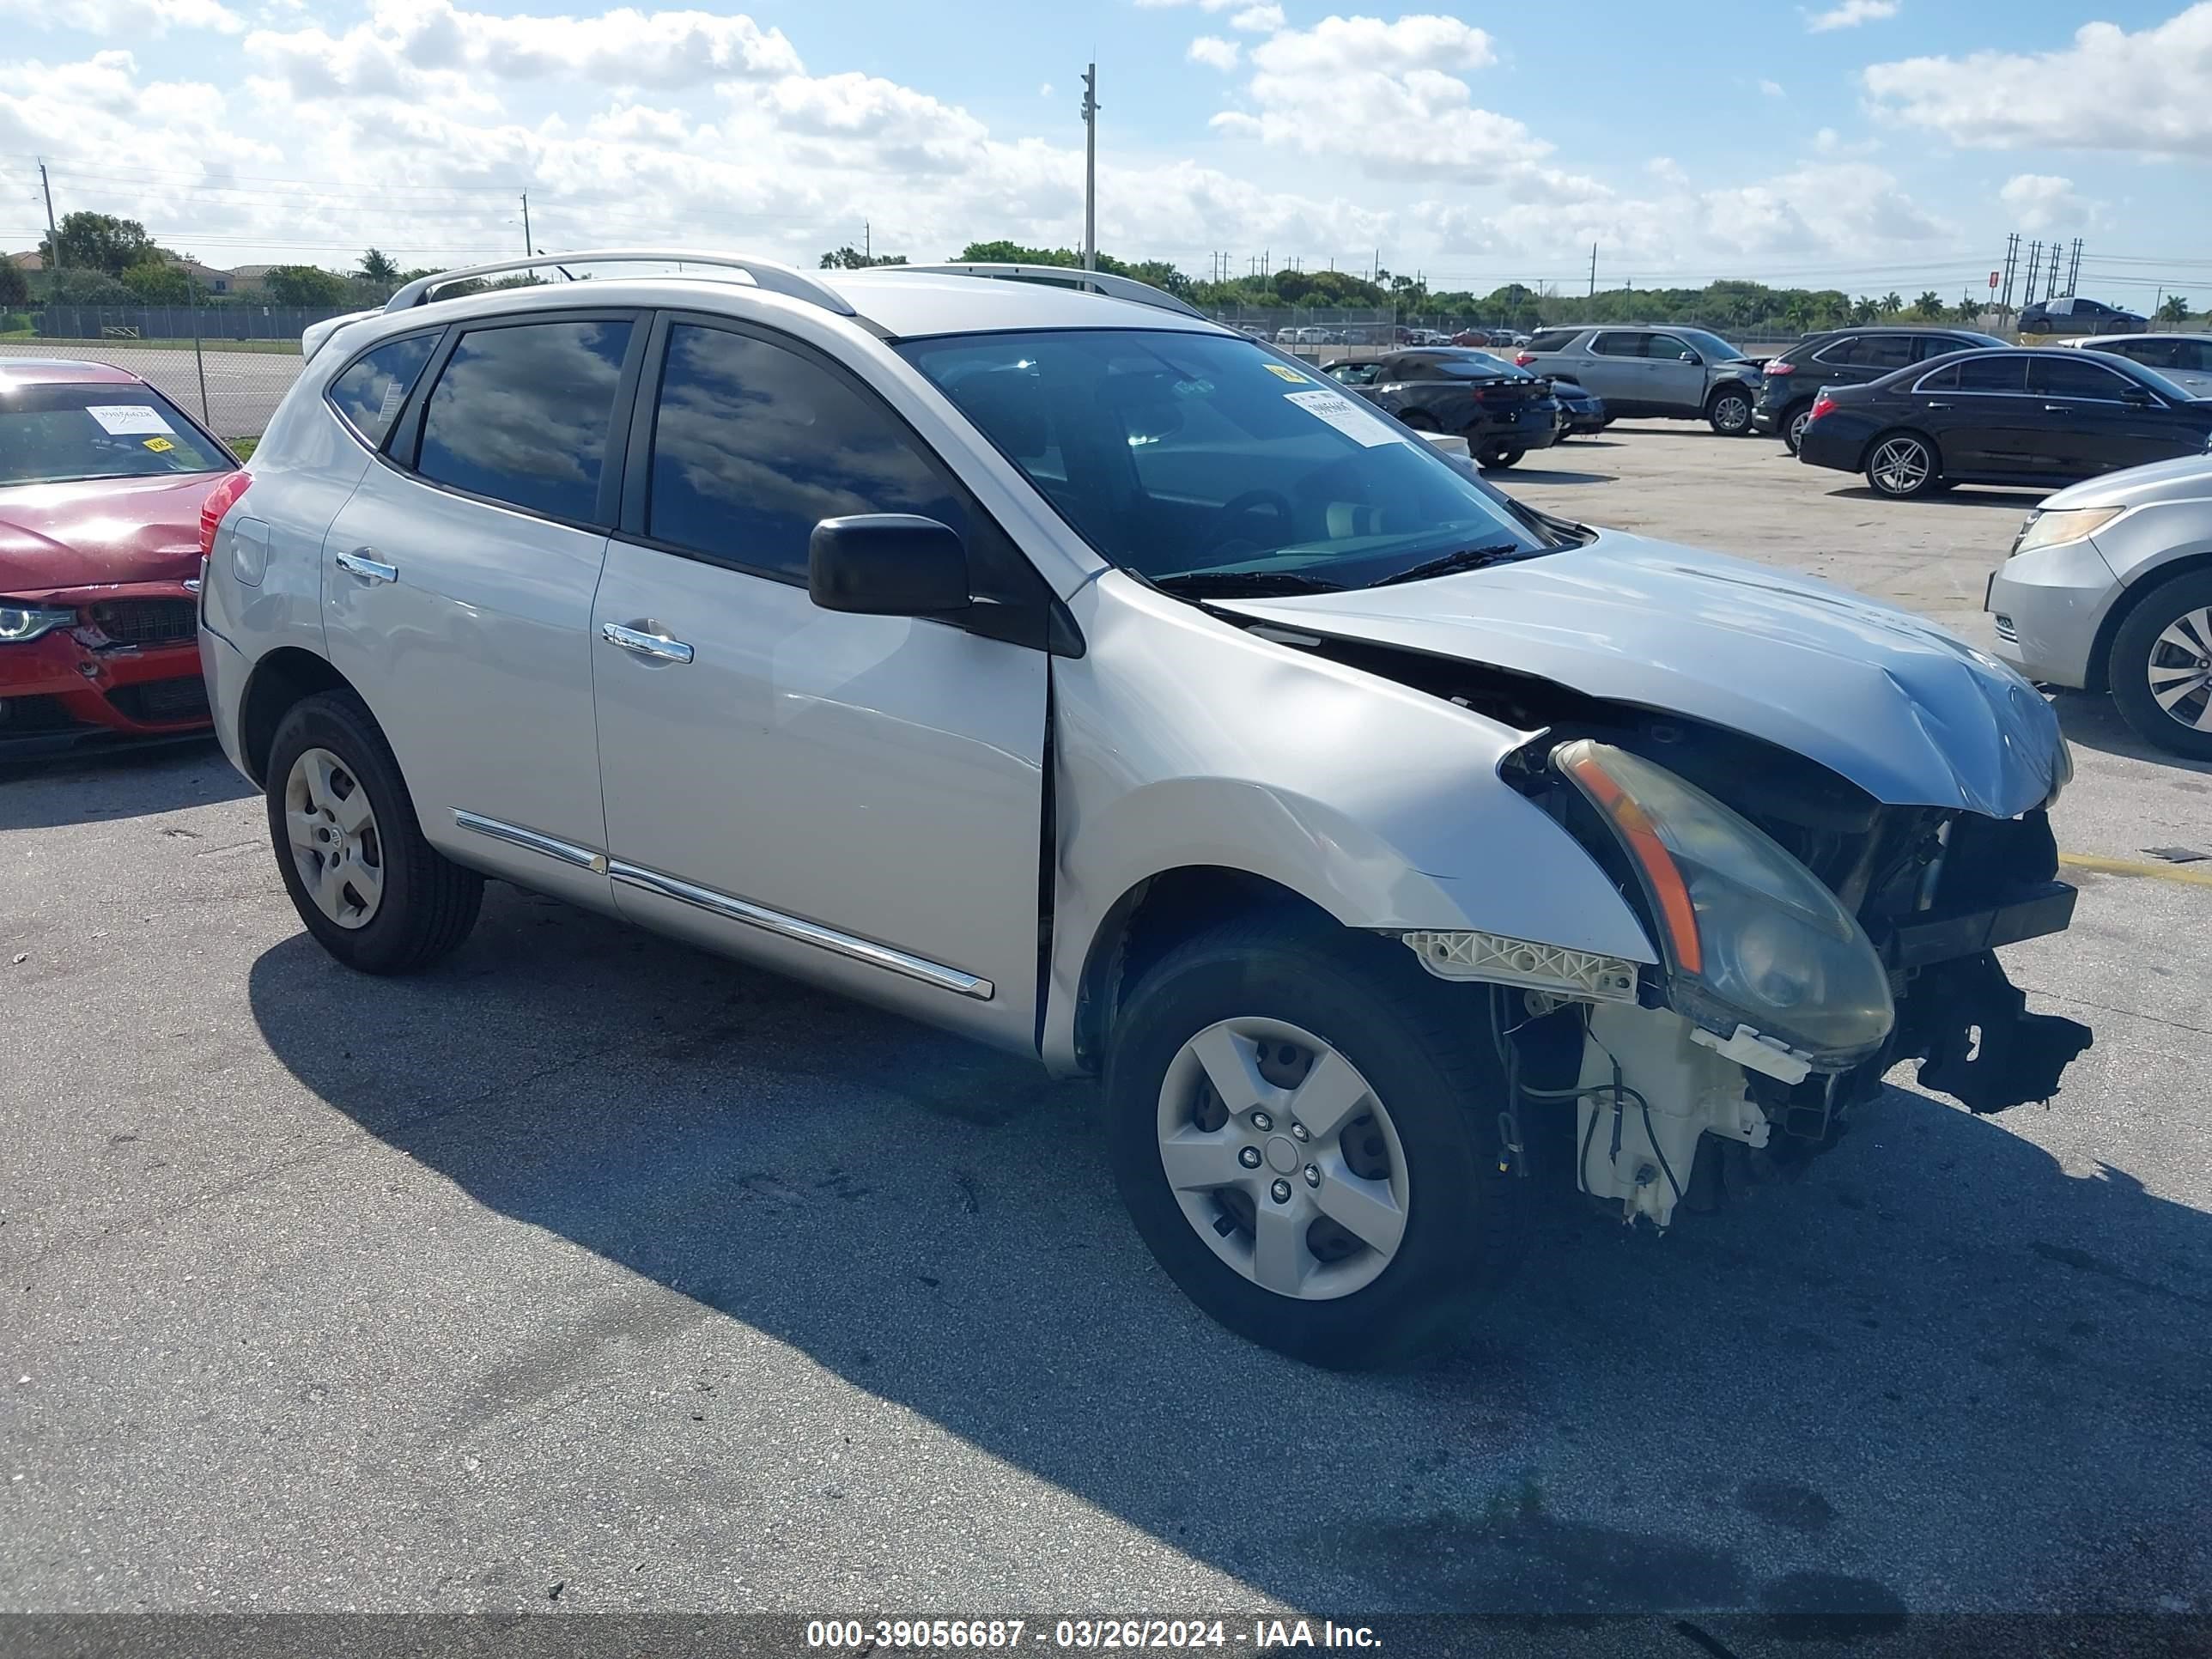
3 426 2209 1640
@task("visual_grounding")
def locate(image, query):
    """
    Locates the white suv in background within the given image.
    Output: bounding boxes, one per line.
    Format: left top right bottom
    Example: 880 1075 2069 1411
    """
198 252 2088 1367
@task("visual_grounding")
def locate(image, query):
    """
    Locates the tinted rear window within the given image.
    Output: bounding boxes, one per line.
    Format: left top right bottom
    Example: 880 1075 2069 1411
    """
2032 356 2134 400
328 333 438 447
1954 356 2028 393
414 319 634 522
1527 330 1579 354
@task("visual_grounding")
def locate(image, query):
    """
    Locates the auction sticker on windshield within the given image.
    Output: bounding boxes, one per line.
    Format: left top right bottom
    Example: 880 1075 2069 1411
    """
1263 362 1310 383
1283 386 1402 447
84 404 175 436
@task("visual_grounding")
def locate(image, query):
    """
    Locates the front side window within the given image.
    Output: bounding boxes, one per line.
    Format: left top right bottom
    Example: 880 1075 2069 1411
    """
900 328 1553 592
1674 330 1744 363
2031 356 2131 400
647 322 967 581
415 319 635 522
1649 335 1694 362
0 383 231 487
328 333 438 447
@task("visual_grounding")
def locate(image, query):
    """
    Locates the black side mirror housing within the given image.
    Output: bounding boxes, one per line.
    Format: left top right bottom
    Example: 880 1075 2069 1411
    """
808 515 972 617
2122 384 2158 406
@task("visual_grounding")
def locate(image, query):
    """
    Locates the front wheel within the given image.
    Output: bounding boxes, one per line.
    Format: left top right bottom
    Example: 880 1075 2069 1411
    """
1707 386 1754 435
1864 432 1942 498
265 690 484 974
1478 446 1526 469
1103 918 1520 1369
2109 572 2212 760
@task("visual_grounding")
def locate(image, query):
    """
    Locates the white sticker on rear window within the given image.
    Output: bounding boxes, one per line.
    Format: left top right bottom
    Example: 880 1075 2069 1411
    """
376 380 406 423
1282 387 1404 447
84 404 175 436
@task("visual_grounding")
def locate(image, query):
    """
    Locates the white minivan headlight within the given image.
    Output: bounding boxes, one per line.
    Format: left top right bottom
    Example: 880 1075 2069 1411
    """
1554 739 1895 1068
2012 506 2122 557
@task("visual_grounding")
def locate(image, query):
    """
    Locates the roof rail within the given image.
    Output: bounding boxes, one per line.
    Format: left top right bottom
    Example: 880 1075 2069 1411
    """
383 249 856 317
887 263 1209 321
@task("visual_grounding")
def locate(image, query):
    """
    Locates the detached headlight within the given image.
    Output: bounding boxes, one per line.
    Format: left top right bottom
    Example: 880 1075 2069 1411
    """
1555 739 1894 1068
0 605 77 644
2013 506 2122 557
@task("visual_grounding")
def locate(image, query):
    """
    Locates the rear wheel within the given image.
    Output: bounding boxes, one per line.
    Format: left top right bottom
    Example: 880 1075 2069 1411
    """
1784 403 1814 454
1707 386 1754 435
1864 431 1942 499
2109 572 2212 760
1478 445 1526 469
1103 917 1520 1369
265 690 483 974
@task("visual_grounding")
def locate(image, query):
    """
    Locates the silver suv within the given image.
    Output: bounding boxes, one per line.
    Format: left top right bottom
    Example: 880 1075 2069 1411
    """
1516 325 1766 434
199 252 2089 1367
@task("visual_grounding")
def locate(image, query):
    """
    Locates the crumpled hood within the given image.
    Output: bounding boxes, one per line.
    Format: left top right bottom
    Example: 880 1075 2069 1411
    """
1216 529 2064 819
0 472 224 595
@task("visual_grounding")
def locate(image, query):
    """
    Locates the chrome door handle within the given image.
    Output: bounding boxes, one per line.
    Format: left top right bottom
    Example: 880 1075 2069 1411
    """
1924 401 1953 410
334 548 398 583
601 622 694 664
2043 403 2069 412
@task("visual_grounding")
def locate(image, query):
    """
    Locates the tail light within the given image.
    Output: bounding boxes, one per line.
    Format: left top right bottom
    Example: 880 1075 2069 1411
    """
1764 360 1796 375
198 471 252 559
1513 351 1536 367
1808 392 1838 425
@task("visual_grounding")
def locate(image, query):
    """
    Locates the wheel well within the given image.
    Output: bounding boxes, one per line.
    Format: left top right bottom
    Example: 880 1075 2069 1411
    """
1858 425 1939 474
1071 866 1341 1074
2083 552 2212 696
1708 381 1753 409
238 647 354 787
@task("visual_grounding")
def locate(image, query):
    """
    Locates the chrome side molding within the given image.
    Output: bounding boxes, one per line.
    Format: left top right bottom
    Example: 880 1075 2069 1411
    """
453 811 608 874
608 860 994 1000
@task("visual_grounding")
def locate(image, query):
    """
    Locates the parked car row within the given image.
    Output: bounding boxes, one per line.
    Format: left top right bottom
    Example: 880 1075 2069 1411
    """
1319 349 1595 469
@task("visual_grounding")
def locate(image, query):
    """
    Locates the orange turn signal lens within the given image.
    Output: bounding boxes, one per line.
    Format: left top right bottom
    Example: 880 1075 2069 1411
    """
1559 747 1703 975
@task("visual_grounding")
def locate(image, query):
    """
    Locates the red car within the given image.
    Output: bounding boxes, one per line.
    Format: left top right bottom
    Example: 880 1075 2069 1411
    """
1 359 240 760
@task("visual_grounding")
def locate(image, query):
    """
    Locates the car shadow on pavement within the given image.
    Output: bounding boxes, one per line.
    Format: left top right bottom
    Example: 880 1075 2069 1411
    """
2051 688 2212 775
247 890 2212 1627
1823 486 2047 511
1499 468 1615 487
0 739 251 832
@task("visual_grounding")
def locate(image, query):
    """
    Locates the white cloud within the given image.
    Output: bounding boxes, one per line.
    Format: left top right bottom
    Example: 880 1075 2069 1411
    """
1229 3 1284 30
1758 78 1784 97
1805 0 1898 32
1864 5 2212 155
0 0 243 33
1999 172 2085 232
1188 35 1241 70
1212 15 1530 179
1037 82 1052 97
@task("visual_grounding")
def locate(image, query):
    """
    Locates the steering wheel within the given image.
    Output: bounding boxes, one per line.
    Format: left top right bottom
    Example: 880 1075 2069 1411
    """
1206 489 1295 557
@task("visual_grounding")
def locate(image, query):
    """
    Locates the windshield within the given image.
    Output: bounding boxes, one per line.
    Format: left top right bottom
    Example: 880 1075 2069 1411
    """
1675 330 1747 362
0 384 232 488
898 329 1553 590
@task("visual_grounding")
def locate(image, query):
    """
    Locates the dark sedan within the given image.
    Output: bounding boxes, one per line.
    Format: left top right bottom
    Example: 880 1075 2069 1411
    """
1322 349 1559 469
1796 347 2212 499
1754 325 2006 453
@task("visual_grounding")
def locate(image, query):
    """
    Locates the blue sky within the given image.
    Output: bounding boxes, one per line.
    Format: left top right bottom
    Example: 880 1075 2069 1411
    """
2 0 2208 307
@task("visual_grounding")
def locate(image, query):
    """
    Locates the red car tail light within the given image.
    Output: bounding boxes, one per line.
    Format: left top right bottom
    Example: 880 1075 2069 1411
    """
198 471 252 559
1808 392 1838 424
1764 360 1796 375
1513 351 1536 367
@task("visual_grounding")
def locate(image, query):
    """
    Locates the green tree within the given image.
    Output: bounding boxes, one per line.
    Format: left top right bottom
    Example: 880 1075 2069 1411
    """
818 246 908 269
1850 295 1879 325
38 210 159 276
1911 290 1943 320
46 269 134 306
0 258 28 309
2158 295 2191 324
1877 291 1903 318
119 261 193 303
356 248 402 295
261 265 349 307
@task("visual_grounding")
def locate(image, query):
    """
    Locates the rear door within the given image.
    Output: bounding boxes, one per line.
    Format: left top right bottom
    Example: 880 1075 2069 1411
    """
321 310 644 908
1577 331 1646 405
1917 355 2033 477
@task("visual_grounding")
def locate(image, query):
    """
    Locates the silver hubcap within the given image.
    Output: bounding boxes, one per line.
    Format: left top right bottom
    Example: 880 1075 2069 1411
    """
283 747 384 929
1789 410 1810 449
1871 437 1929 494
2147 606 2212 732
1717 395 1749 429
1156 1018 1409 1301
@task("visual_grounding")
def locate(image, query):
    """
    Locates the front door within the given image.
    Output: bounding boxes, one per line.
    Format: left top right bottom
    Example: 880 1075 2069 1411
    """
591 316 1049 1051
2027 354 2194 476
321 311 644 908
1642 333 1706 414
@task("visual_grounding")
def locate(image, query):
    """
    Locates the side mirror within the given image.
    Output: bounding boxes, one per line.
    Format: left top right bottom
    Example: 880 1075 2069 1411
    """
2122 385 2157 406
1679 350 1701 363
808 515 971 617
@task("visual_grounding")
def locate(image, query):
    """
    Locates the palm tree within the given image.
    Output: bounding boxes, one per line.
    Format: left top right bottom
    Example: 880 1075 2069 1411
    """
356 248 401 296
1850 296 1879 325
1877 291 1904 318
2158 295 2191 325
1912 290 1943 320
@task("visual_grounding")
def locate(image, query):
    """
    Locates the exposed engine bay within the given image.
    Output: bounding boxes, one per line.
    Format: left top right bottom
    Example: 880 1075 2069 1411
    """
1287 631 2096 1229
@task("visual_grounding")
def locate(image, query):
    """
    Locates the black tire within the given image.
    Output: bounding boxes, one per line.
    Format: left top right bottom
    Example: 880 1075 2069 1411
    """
1863 429 1944 499
264 689 483 974
1478 446 1526 469
1782 403 1814 454
1103 916 1522 1370
2108 570 2212 760
1707 385 1755 435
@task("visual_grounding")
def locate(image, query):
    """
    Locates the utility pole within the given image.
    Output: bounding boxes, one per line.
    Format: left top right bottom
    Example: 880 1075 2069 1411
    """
1079 64 1099 274
520 191 532 259
2022 240 2042 313
864 221 871 261
2066 236 2082 295
38 157 61 268
1998 232 2020 323
1589 241 1597 298
2045 247 2060 303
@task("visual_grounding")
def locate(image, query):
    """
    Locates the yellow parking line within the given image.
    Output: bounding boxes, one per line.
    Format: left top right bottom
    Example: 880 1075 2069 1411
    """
2058 853 2212 888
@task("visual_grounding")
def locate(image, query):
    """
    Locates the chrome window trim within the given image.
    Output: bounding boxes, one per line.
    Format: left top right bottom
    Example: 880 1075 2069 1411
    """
453 810 608 873
606 860 994 1000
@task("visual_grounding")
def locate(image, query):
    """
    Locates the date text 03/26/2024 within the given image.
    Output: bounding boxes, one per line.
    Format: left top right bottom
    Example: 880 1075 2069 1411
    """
803 1620 1382 1650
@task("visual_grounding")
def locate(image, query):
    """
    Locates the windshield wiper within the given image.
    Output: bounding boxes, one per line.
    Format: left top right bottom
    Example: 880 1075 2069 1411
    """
1368 542 1529 587
1151 570 1347 598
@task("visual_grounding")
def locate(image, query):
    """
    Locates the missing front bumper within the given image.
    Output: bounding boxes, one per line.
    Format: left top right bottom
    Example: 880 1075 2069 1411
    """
1901 950 2094 1114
